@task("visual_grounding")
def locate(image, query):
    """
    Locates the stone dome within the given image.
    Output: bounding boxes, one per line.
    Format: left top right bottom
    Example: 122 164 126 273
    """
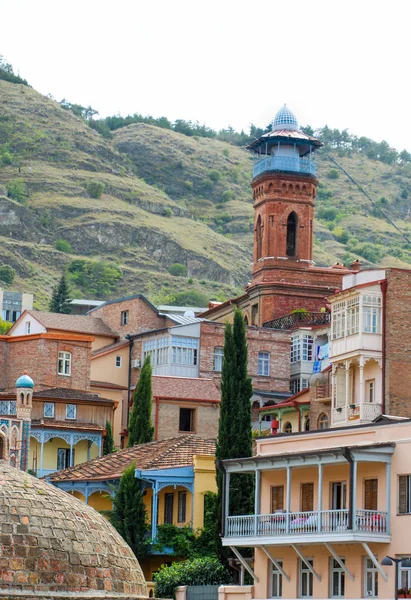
15 372 34 389
0 460 148 599
272 104 299 131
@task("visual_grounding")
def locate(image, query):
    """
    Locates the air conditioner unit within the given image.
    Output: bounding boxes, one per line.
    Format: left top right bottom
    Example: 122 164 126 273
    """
131 359 141 369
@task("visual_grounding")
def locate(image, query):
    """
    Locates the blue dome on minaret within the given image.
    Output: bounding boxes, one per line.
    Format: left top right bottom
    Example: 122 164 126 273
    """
15 371 34 389
272 104 299 131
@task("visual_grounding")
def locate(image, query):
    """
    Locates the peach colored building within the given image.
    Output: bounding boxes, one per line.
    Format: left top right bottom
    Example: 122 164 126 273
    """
220 418 411 599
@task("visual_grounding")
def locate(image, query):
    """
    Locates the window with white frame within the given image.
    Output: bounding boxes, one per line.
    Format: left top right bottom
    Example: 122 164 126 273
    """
364 557 378 597
290 378 301 395
302 378 309 389
143 339 157 365
270 560 283 598
399 557 411 592
399 475 411 514
171 336 198 366
302 335 313 361
330 558 345 598
363 295 382 334
44 402 55 418
346 296 360 335
258 351 270 376
291 335 313 362
332 301 346 340
291 335 301 363
58 351 71 376
115 356 122 368
143 337 170 367
299 559 313 598
365 379 375 403
25 321 31 334
213 347 224 372
121 310 129 326
65 404 77 420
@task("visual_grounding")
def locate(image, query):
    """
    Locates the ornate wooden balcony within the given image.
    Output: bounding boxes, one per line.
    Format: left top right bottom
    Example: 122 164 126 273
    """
263 311 330 330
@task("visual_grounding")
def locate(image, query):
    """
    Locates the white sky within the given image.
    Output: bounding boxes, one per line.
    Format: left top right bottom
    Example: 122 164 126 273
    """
2 0 411 151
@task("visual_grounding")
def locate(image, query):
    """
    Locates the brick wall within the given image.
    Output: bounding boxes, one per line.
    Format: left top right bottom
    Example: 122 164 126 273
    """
308 385 331 430
5 337 91 392
92 297 166 339
153 399 219 440
385 270 411 417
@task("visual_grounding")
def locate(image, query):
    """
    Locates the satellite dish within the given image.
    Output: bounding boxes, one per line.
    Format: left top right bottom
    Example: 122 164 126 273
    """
184 310 195 318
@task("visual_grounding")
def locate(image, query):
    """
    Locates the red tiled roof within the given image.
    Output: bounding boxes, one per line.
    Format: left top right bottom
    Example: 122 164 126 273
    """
23 310 117 337
31 420 104 431
91 381 128 391
92 340 129 357
259 388 310 411
33 388 114 404
152 376 220 402
48 436 216 482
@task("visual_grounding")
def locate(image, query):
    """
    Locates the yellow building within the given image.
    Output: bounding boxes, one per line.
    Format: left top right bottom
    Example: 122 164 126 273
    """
48 436 217 582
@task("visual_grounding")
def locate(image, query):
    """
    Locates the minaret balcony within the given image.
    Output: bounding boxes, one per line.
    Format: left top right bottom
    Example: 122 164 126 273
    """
253 155 316 179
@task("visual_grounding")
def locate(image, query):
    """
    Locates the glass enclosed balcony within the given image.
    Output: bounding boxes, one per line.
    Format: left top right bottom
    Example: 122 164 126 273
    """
253 156 316 179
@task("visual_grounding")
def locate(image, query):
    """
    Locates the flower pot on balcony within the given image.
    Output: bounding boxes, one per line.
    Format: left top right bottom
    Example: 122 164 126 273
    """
336 407 342 413
349 404 356 409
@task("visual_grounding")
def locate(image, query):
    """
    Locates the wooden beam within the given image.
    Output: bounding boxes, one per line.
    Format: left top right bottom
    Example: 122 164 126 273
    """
362 542 388 582
325 543 354 581
229 546 259 583
291 544 321 582
260 546 290 582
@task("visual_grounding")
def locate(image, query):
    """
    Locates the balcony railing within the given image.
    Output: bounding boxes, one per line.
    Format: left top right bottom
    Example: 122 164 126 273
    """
333 402 382 425
225 509 388 538
253 156 316 179
263 312 330 330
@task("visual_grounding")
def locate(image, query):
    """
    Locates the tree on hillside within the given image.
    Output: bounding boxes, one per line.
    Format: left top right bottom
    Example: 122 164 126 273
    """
128 356 154 447
49 274 72 314
103 420 115 455
215 309 253 549
108 462 149 559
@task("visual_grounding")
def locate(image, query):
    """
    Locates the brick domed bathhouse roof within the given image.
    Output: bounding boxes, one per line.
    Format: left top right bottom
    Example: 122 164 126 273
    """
0 460 148 599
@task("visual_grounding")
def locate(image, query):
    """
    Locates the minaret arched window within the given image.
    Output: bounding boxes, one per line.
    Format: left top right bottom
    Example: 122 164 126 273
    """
256 215 263 260
286 212 298 257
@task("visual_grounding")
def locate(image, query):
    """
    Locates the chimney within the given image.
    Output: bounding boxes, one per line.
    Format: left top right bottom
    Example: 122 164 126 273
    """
271 419 279 435
350 259 362 271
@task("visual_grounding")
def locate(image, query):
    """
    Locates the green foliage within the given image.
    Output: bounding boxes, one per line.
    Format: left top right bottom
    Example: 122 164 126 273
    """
355 243 383 263
164 207 173 217
333 226 350 244
291 308 310 315
222 148 230 158
0 265 16 285
154 557 232 600
103 420 115 455
67 259 122 297
184 180 193 190
208 170 222 183
6 179 28 204
168 263 187 277
221 190 235 203
85 181 105 199
1 151 12 165
0 56 29 86
327 168 340 179
108 462 149 559
169 290 209 307
59 99 99 121
49 274 72 314
128 356 154 447
55 238 72 253
316 206 339 221
0 319 13 334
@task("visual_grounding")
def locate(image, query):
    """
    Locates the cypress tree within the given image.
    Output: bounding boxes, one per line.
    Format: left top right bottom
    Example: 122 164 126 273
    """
103 420 115 455
49 274 72 314
128 355 154 447
109 461 149 559
216 309 254 549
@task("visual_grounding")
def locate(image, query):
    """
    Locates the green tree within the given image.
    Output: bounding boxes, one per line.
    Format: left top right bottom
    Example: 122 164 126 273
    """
108 462 149 559
103 420 115 455
55 238 72 253
128 356 154 447
0 319 13 334
6 179 28 204
49 274 72 314
216 309 253 554
168 263 187 277
85 181 105 199
0 265 16 285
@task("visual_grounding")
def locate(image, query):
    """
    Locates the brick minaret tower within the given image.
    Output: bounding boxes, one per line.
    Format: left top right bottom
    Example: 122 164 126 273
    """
15 371 33 471
246 105 349 325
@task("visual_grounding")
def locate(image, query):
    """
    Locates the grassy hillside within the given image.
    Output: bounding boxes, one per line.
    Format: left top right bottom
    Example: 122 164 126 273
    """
1 79 411 309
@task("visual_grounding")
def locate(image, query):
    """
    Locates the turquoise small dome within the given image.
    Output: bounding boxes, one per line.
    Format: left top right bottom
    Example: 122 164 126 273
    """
15 372 34 389
272 104 299 131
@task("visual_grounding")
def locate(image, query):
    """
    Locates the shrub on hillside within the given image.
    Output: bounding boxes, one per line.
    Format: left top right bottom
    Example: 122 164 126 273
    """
55 239 72 253
221 190 235 203
332 226 350 244
1 151 12 166
154 557 232 600
355 243 383 264
85 181 105 199
316 206 338 221
164 207 173 217
0 265 16 285
208 170 222 183
6 179 28 204
168 263 187 277
327 168 340 179
169 290 209 307
67 259 122 297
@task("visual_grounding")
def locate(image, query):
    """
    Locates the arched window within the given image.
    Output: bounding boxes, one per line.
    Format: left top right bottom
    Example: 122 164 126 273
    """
286 212 298 257
305 418 310 431
256 215 263 260
283 421 292 434
244 315 249 326
318 413 329 430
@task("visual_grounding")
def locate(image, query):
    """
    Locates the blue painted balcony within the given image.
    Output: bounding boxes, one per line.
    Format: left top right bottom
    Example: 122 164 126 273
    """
253 155 316 179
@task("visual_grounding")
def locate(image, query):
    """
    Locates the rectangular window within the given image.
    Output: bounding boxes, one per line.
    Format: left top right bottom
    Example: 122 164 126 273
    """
301 482 314 512
178 491 187 523
271 485 284 512
258 351 270 376
57 448 73 470
366 379 375 403
363 296 382 334
299 559 313 598
346 296 360 335
302 335 314 361
399 557 411 591
251 304 258 326
331 482 347 510
213 347 224 372
58 351 71 376
399 475 411 514
44 402 55 418
332 301 346 340
115 356 122 368
65 404 77 420
121 310 129 326
330 558 345 598
271 560 283 598
164 493 174 524
290 378 301 395
25 321 31 334
171 336 199 366
364 557 378 597
291 336 301 363
179 408 195 432
364 478 378 511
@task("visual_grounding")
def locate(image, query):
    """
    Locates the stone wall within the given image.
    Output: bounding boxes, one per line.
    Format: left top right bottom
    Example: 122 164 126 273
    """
153 399 219 440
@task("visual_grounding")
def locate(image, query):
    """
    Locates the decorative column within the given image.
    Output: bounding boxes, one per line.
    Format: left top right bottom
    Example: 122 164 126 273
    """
345 361 351 409
359 356 365 420
39 432 45 478
386 461 391 533
331 364 337 409
286 466 291 533
224 471 230 536
254 470 261 535
69 434 74 468
352 459 357 531
318 463 323 530
152 482 159 540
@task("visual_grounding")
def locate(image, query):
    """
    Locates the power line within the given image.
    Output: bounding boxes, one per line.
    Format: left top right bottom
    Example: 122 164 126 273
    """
327 155 411 246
